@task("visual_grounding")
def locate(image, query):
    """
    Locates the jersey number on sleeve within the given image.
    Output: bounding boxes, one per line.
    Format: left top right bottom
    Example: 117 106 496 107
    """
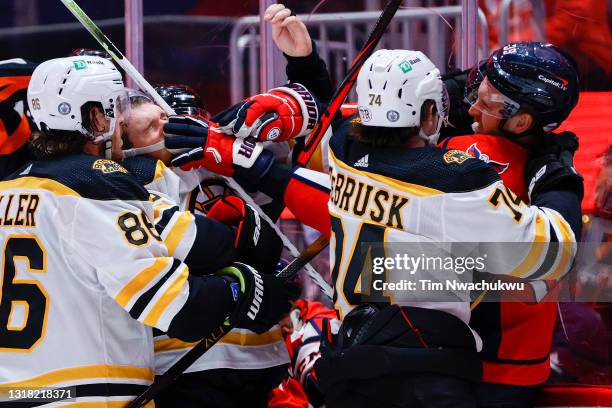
330 215 389 317
0 235 48 351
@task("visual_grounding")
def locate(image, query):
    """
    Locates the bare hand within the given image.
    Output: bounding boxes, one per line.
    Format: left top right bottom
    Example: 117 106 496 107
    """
264 4 313 57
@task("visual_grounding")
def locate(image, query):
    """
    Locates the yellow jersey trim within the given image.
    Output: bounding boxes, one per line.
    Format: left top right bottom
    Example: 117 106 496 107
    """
115 258 171 308
0 177 80 197
509 213 547 278
153 160 168 182
0 365 154 388
547 213 575 280
154 328 284 352
143 264 189 327
164 212 194 256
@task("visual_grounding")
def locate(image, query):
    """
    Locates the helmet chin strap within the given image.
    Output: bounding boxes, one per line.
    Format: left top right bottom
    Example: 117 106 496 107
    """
418 115 444 145
121 140 166 159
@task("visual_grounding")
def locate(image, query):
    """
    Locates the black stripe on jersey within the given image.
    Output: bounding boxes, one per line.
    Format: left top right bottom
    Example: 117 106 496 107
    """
1 383 148 407
129 258 182 320
155 206 180 236
152 327 165 336
526 223 559 280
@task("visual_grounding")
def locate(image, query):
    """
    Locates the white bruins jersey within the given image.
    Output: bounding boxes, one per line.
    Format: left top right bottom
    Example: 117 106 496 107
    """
327 129 577 336
124 157 289 374
0 155 203 406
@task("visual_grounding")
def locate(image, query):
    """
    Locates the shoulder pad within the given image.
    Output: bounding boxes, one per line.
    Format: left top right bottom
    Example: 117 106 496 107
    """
10 154 149 201
122 156 165 186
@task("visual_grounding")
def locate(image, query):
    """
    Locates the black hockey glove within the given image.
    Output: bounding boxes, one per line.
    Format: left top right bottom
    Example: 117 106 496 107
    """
207 195 284 274
216 262 291 334
165 115 275 186
525 131 584 202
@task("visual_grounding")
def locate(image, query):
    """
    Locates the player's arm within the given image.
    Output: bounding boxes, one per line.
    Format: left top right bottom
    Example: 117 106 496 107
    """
168 124 332 237
68 189 288 341
264 4 334 103
150 190 284 275
446 145 582 281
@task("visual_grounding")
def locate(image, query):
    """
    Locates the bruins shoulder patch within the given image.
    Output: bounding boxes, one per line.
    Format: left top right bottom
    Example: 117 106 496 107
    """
92 159 128 174
443 149 473 164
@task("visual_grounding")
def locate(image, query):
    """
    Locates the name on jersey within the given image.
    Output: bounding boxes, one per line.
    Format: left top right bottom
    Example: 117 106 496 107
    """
330 171 408 229
0 193 40 227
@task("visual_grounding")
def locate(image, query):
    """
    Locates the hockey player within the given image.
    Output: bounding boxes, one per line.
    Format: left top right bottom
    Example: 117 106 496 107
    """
172 45 583 406
439 42 582 407
153 83 210 119
256 13 584 405
113 85 301 408
0 56 289 406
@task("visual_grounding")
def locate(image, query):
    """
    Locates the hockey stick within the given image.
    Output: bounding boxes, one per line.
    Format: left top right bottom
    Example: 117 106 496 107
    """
297 0 403 166
60 0 333 299
127 235 330 408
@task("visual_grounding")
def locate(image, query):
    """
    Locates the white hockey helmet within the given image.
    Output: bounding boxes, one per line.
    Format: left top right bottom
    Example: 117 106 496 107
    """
27 56 124 142
355 49 449 143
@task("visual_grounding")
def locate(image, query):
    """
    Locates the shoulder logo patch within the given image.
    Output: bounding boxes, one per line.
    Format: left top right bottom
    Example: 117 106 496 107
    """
465 143 509 174
443 149 473 164
92 159 129 174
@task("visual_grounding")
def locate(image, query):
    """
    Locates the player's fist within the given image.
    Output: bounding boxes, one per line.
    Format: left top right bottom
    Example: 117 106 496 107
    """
525 131 584 201
215 262 291 334
165 115 267 176
207 195 283 274
264 4 313 57
212 83 320 142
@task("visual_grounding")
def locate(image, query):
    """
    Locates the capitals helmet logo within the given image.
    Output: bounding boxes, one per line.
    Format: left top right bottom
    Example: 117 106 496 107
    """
465 143 509 174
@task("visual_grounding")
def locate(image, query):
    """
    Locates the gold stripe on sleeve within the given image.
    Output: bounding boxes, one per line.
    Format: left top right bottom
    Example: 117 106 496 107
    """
164 211 194 256
509 213 547 278
143 264 189 327
115 258 171 308
0 365 154 388
546 213 575 280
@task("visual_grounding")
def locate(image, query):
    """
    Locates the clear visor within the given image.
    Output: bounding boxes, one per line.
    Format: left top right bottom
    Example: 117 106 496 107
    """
464 61 521 119
98 89 166 160
102 88 153 124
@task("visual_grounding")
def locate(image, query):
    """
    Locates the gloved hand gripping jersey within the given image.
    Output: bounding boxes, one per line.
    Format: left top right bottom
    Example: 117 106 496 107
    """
525 131 584 201
165 115 275 185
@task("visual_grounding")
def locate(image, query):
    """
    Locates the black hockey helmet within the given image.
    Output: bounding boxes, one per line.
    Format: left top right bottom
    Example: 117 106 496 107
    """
465 41 579 133
69 48 113 60
153 84 209 119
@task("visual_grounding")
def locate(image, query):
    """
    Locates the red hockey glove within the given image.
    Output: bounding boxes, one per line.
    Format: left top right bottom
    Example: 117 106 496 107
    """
207 195 284 274
166 115 271 178
212 83 320 142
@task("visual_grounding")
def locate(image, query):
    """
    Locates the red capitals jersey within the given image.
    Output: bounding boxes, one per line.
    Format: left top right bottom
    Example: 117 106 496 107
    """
441 134 558 386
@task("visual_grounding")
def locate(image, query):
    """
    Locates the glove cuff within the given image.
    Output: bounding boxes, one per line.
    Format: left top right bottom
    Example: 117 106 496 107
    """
232 137 265 168
272 83 319 136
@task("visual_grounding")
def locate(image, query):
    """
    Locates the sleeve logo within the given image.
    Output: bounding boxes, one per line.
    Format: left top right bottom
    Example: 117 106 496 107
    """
443 149 473 164
92 159 128 174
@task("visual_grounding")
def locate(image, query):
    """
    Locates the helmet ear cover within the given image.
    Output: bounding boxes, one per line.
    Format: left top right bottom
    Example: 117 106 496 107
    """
349 100 437 147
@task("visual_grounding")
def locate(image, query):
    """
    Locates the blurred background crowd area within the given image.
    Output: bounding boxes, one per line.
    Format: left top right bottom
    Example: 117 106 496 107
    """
1 0 611 113
0 0 610 394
